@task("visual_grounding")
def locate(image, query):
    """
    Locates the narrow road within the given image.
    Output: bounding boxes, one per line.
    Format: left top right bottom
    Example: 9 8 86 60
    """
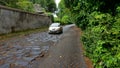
32 24 87 68
0 24 87 68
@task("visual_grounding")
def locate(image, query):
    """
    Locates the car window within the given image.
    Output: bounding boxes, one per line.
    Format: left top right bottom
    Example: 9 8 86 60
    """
50 23 60 27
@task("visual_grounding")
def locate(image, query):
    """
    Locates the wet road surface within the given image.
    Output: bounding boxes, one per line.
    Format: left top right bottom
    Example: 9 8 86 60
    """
35 24 87 68
0 31 62 68
0 24 87 68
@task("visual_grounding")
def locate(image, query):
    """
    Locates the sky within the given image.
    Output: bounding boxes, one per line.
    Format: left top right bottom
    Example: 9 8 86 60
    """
55 0 61 8
53 0 61 17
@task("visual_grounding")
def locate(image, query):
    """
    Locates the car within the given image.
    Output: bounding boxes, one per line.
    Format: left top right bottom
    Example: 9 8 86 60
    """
48 23 63 34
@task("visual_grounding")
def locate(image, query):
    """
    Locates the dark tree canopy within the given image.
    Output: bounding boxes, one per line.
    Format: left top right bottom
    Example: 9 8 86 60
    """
0 0 57 12
30 0 56 12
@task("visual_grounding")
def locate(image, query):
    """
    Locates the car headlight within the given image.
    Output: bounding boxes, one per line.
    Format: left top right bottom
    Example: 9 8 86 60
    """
55 27 60 30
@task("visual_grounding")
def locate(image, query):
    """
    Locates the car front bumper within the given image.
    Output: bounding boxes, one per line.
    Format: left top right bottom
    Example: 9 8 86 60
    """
48 30 62 34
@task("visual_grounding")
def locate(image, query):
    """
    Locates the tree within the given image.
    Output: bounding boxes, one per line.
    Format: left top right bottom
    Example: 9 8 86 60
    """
0 0 19 8
0 0 57 13
0 0 34 12
59 0 120 68
30 0 56 12
46 0 56 12
17 0 34 12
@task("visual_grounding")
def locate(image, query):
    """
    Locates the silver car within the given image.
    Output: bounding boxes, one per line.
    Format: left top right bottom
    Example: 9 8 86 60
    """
48 23 63 34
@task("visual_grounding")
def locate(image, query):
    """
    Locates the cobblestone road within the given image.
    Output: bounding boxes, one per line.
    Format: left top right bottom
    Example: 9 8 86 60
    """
0 24 87 68
34 25 87 68
0 32 62 68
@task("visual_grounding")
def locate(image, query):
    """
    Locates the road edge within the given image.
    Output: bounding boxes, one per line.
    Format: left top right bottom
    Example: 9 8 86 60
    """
77 27 94 68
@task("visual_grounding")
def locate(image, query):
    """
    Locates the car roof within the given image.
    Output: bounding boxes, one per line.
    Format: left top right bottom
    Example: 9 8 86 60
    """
50 23 60 26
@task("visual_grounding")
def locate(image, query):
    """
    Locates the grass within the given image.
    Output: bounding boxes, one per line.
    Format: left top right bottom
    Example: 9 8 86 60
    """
0 27 48 40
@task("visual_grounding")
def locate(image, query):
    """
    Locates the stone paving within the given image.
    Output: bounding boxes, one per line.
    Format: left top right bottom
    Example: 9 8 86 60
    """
0 32 62 68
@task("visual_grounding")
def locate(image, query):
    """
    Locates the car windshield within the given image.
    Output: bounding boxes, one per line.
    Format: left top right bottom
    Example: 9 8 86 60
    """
50 23 60 27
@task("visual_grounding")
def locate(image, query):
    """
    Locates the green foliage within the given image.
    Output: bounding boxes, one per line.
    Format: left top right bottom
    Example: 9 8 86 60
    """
82 12 120 68
46 0 56 12
61 15 69 24
0 0 19 8
0 0 34 12
59 0 120 68
58 1 75 24
0 0 56 13
0 0 7 5
17 0 34 12
30 0 56 12
54 17 60 22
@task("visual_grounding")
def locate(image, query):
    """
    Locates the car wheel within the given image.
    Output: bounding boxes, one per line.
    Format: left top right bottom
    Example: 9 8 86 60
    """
60 30 63 34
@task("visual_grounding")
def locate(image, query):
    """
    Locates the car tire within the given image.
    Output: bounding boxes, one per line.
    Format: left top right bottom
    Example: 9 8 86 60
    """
60 30 63 34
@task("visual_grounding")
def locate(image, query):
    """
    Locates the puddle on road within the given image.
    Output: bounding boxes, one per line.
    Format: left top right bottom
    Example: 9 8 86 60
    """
0 32 62 68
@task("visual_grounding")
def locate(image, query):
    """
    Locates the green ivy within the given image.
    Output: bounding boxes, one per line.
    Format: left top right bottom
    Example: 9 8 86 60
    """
58 0 120 67
82 11 120 68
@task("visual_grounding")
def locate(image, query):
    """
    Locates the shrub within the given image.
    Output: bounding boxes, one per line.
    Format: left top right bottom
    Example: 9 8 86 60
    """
17 0 34 12
82 12 120 68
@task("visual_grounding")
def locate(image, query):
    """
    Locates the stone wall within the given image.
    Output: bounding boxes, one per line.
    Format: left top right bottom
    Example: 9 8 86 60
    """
0 5 51 34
